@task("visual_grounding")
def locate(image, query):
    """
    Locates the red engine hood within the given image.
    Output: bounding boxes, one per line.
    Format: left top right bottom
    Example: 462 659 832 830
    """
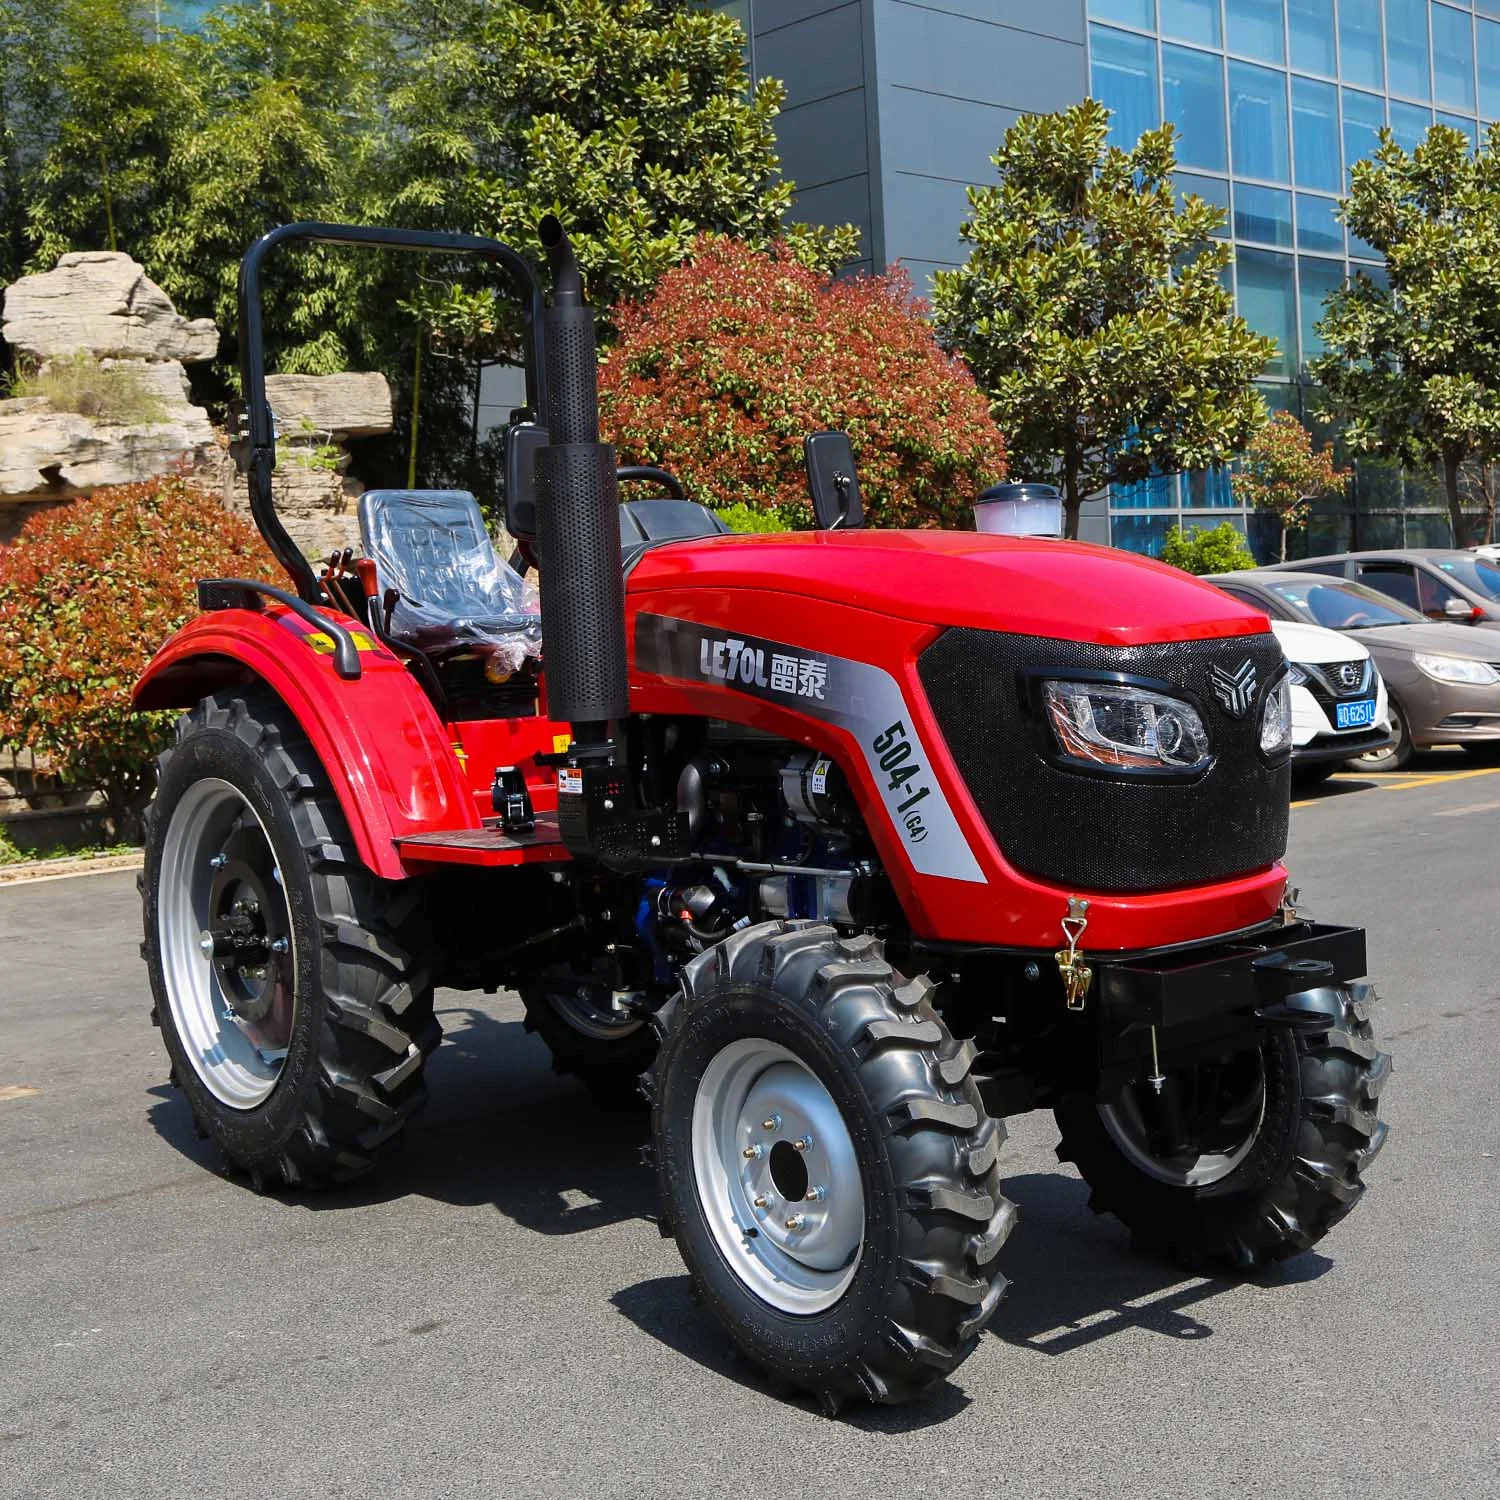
627 530 1267 646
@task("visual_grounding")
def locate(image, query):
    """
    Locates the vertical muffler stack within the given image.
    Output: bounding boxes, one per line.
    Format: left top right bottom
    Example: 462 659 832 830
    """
534 215 629 747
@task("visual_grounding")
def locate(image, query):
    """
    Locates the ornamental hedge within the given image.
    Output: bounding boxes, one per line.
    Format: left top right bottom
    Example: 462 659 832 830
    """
0 477 277 839
598 236 1007 528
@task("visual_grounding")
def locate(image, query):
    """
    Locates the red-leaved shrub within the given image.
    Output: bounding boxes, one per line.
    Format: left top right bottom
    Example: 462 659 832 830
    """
0 477 278 838
599 237 1007 527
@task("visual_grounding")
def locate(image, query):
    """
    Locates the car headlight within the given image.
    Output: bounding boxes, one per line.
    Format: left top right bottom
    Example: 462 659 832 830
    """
1260 675 1293 756
1412 653 1500 686
1042 680 1211 772
1286 662 1309 686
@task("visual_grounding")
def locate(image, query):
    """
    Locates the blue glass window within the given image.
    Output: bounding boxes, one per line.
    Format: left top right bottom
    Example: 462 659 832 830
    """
1226 0 1285 62
1236 246 1297 375
1295 192 1344 253
1298 256 1345 363
1288 0 1336 75
1176 171 1233 234
1292 76 1341 190
1342 88 1385 179
1388 100 1433 152
1480 19 1500 120
1437 111 1479 144
1230 61 1290 180
1338 0 1383 91
1110 474 1179 510
1235 183 1294 245
1183 469 1236 507
1089 0 1157 27
1163 45 1227 170
1161 0 1221 46
1109 513 1178 556
1091 26 1161 149
1386 0 1430 101
1433 5 1476 112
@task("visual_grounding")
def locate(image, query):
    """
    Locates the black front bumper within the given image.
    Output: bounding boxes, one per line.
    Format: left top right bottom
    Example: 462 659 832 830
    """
1097 920 1367 1030
1293 729 1393 765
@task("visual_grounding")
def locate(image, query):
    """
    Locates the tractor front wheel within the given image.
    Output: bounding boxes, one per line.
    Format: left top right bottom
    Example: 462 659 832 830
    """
142 690 439 1189
649 922 1015 1411
520 978 658 1107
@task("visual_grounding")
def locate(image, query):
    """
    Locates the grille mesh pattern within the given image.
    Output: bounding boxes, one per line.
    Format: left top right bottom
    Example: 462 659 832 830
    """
917 629 1290 893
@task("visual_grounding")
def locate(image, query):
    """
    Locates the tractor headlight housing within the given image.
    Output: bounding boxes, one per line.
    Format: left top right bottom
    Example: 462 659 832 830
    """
1260 675 1293 757
1041 679 1211 774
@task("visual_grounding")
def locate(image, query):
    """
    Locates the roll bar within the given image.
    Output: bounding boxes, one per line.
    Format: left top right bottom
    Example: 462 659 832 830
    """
237 222 548 602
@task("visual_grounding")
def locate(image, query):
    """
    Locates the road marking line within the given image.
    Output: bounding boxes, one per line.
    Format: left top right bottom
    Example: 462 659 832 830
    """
1435 798 1500 817
1385 766 1500 791
0 1084 41 1102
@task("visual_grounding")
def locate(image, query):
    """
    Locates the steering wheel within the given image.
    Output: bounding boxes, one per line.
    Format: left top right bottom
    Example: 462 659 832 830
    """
1342 612 1380 627
617 464 686 499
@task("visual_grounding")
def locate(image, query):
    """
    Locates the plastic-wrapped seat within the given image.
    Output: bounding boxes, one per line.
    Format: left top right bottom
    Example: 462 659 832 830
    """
357 489 541 675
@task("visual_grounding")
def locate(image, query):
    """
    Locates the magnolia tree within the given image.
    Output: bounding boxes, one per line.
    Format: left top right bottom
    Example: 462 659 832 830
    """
933 100 1273 539
1232 411 1348 561
1311 123 1500 546
598 236 1007 528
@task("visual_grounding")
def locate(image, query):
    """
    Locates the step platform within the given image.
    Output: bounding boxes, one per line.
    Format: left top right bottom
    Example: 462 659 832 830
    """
395 815 570 869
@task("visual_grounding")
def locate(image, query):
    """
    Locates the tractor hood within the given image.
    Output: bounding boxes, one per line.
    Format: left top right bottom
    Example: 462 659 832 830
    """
627 530 1268 647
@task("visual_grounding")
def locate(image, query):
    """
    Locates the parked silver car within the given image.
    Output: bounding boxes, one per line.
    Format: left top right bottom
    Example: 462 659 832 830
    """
1209 570 1500 769
1277 549 1500 629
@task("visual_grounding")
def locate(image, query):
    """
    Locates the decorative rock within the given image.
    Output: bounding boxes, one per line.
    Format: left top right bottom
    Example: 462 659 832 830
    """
1 251 218 364
264 372 394 440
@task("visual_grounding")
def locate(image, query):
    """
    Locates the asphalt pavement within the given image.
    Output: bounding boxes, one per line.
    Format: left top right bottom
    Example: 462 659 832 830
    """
2 755 1498 1499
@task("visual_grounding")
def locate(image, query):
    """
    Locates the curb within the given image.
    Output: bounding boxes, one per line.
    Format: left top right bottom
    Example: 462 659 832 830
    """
0 851 145 887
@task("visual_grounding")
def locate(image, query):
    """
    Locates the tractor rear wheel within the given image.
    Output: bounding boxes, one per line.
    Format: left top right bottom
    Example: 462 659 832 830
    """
1055 983 1390 1269
141 689 439 1189
649 922 1015 1411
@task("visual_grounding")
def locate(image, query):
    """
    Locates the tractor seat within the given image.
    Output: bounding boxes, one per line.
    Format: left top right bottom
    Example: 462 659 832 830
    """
357 488 541 667
618 497 729 569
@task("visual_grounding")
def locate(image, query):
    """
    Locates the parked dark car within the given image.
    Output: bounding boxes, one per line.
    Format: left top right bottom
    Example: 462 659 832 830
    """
1208 570 1500 769
1277 549 1500 629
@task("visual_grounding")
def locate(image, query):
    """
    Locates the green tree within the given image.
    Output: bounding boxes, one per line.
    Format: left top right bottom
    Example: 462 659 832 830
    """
933 99 1273 539
1161 520 1256 575
383 0 857 328
1310 123 1500 545
1231 410 1347 561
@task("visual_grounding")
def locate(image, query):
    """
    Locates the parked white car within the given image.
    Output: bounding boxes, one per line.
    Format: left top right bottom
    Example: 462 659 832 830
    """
1270 619 1394 779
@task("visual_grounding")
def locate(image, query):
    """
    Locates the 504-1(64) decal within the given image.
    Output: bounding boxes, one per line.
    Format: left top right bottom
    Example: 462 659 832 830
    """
871 720 932 843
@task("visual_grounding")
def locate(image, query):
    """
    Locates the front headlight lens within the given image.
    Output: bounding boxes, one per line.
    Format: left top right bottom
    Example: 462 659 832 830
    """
1260 675 1293 756
1042 680 1211 771
1412 653 1500 686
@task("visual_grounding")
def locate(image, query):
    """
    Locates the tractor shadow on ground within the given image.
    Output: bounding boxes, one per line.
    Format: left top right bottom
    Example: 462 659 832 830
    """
986 1172 1333 1356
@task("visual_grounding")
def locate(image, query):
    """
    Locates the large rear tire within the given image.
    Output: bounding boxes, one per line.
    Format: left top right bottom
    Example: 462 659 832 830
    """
649 922 1015 1411
1055 982 1390 1269
141 690 439 1189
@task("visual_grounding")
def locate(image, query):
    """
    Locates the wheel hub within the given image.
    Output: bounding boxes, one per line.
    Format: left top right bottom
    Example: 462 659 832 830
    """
692 1039 865 1314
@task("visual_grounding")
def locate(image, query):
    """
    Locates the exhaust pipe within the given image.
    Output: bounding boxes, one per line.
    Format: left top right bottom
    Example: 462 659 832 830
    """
534 216 628 747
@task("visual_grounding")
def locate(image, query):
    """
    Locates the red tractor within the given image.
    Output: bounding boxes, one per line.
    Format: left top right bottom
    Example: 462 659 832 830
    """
135 221 1390 1411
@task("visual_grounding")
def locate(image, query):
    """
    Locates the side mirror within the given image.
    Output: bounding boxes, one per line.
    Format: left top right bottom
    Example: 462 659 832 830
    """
1444 596 1479 622
803 430 864 530
503 421 549 540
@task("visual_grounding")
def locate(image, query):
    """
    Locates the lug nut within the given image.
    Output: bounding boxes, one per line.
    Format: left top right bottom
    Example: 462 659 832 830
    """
784 1214 806 1231
209 854 228 870
806 1185 827 1202
197 931 215 957
794 1135 812 1153
753 1195 768 1208
270 937 289 955
762 1114 781 1131
742 1144 762 1160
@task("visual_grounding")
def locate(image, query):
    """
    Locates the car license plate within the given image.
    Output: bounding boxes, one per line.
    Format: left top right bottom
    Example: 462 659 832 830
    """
1336 698 1376 729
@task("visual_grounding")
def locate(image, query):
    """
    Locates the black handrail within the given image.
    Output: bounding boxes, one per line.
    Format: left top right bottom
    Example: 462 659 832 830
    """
237 222 548 602
616 465 686 499
198 578 364 680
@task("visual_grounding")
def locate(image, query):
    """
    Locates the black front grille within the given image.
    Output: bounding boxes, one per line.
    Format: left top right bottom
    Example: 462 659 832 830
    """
918 629 1289 893
1299 658 1373 716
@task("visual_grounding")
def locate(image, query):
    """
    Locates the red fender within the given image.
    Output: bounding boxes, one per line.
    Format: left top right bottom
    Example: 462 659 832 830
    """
133 605 477 879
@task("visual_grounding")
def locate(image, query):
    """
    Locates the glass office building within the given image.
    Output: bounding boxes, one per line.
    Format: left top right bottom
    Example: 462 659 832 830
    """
722 1 1499 555
1088 0 1500 553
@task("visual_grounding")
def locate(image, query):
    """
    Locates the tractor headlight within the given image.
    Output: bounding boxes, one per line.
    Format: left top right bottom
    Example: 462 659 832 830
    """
1260 675 1293 756
1042 680 1211 772
1413 652 1500 686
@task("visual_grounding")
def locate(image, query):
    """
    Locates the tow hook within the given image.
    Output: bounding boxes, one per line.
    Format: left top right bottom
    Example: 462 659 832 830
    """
1054 897 1092 1011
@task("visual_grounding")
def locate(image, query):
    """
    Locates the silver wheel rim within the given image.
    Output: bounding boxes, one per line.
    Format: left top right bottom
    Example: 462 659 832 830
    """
158 778 297 1110
548 984 645 1041
1359 702 1405 765
691 1038 865 1315
1097 1056 1266 1187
